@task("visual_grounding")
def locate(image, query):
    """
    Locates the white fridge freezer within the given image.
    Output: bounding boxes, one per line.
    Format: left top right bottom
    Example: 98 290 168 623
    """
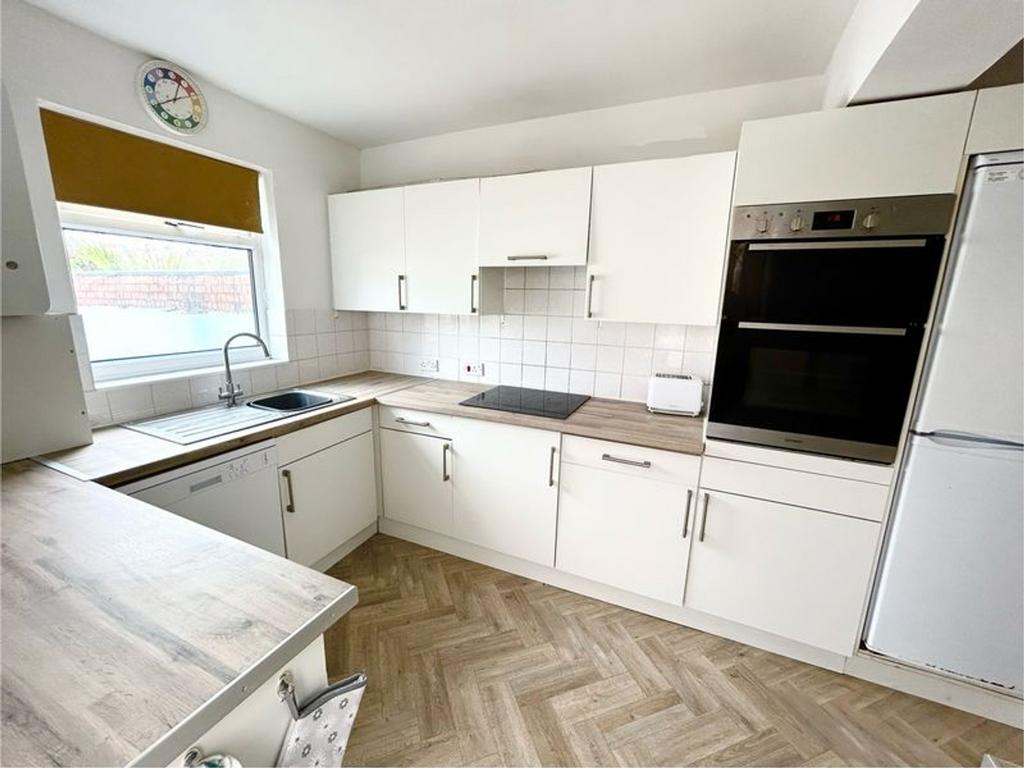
865 151 1024 695
866 435 1023 690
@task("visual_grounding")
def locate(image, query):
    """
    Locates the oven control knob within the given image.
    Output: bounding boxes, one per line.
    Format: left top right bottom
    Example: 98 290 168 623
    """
789 215 806 232
862 212 880 230
754 215 770 234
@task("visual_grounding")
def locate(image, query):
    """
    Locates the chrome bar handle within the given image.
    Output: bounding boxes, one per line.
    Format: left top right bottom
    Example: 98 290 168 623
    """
397 274 407 310
548 445 557 487
442 442 450 482
506 254 548 261
601 453 651 468
682 489 693 538
470 274 478 314
698 492 710 542
586 274 595 318
282 468 296 513
395 416 431 427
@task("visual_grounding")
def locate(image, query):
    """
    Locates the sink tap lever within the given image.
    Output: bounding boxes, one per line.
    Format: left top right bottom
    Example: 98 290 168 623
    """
219 332 271 407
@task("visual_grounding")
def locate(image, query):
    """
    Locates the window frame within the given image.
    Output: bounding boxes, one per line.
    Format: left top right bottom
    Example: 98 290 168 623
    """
59 204 271 384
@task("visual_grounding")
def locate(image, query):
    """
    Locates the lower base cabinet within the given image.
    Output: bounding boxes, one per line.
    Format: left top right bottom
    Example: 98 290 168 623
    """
556 436 699 604
279 430 377 568
451 418 559 566
380 427 453 535
683 489 880 655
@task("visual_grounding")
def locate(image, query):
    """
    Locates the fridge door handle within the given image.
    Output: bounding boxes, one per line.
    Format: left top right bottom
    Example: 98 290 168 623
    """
913 430 1024 450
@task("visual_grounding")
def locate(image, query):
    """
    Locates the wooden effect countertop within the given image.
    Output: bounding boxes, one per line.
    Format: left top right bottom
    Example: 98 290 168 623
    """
0 461 357 767
377 379 705 454
39 371 426 487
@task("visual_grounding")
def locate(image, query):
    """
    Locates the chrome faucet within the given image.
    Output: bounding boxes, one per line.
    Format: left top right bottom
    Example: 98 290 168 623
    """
219 332 271 407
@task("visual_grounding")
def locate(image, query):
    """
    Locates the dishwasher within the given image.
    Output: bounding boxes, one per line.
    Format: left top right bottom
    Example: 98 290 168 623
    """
119 441 287 557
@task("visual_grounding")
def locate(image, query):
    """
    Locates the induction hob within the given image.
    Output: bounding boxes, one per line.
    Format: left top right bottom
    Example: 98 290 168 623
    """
459 386 590 420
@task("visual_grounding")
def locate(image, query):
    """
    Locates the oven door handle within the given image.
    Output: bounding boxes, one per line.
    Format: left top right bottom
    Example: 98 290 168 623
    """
747 239 927 251
735 322 907 336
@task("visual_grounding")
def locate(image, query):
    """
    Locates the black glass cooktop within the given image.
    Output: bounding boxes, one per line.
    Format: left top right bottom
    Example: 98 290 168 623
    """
459 386 590 420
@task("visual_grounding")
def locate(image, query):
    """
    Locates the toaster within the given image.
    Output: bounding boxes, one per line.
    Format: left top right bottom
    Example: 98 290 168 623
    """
646 373 703 416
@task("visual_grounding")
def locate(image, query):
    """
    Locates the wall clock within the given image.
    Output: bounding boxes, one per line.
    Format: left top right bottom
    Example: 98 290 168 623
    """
138 59 208 135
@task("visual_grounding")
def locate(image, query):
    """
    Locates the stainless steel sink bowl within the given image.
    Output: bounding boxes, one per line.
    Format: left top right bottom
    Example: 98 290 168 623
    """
247 390 351 413
124 389 353 444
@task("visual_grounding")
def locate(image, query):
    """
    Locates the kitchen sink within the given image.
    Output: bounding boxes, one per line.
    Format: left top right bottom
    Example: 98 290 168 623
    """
124 389 352 444
248 390 349 413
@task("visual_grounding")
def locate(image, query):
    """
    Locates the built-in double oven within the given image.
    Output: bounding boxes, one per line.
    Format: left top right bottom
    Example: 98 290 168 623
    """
707 194 956 463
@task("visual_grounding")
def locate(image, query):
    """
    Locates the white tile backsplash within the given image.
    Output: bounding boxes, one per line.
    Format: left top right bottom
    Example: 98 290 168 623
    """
367 267 717 402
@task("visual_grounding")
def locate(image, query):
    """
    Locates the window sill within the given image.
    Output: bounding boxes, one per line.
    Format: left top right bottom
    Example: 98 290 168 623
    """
93 357 285 391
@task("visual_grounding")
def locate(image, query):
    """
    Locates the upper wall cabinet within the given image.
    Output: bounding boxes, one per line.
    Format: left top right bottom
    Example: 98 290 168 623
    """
966 85 1024 155
478 167 592 267
733 91 976 205
404 178 479 314
586 153 735 326
329 187 405 312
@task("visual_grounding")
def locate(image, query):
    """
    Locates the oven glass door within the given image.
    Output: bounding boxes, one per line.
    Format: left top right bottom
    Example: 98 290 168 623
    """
708 322 925 461
722 237 944 327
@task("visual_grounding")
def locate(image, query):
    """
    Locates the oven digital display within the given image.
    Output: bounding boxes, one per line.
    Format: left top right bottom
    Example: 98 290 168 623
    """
812 209 856 230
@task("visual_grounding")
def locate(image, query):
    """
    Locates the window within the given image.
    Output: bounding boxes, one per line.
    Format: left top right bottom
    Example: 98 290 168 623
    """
61 206 269 382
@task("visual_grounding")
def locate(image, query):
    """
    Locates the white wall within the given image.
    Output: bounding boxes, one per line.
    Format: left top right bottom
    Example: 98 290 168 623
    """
1 0 361 314
361 76 826 187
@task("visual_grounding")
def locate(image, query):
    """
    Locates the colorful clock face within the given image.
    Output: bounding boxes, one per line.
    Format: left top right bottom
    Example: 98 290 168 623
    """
139 60 207 134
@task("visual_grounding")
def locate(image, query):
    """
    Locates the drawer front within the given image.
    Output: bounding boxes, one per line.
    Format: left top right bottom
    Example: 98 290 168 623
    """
561 434 700 486
700 456 889 522
276 407 372 466
378 405 454 438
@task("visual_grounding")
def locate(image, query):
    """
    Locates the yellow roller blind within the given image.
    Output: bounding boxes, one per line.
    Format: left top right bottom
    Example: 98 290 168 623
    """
40 108 262 233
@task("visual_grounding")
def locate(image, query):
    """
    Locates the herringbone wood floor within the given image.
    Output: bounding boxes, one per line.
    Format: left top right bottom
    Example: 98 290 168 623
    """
324 534 1023 767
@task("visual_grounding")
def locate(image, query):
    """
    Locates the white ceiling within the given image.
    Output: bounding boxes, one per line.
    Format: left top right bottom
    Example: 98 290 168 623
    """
24 0 859 148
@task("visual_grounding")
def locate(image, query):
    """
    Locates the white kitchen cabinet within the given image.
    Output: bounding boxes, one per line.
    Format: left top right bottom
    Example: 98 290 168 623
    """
556 437 701 604
329 187 405 311
734 91 976 205
966 84 1024 154
478 167 592 267
404 178 480 314
684 489 880 655
451 417 560 565
380 427 453 535
586 153 735 326
279 430 377 568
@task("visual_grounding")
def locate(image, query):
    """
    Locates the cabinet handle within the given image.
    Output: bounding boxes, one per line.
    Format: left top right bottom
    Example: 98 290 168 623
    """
682 489 693 538
586 274 595 318
397 274 407 310
601 453 651 469
470 274 478 314
442 442 451 482
548 445 557 487
282 468 296 513
698 492 710 542
507 254 548 262
395 416 431 427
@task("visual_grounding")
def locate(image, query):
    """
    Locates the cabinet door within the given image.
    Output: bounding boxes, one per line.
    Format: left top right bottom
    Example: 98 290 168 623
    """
684 490 880 655
734 91 976 205
404 178 479 314
280 431 377 568
556 462 694 604
478 167 592 267
328 187 405 311
451 418 559 565
380 428 453 535
587 154 735 326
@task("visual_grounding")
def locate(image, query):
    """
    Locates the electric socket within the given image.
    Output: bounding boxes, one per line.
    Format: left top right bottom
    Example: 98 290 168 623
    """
464 362 484 376
418 358 439 373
